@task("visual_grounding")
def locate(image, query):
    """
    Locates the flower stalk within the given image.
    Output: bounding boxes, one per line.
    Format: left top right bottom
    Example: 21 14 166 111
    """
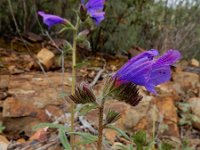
97 100 105 150
70 16 79 150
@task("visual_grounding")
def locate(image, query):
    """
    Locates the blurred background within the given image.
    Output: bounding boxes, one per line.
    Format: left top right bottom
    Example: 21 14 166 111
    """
0 0 200 59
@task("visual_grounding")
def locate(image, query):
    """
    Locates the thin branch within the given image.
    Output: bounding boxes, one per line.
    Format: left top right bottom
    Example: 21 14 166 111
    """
90 68 105 87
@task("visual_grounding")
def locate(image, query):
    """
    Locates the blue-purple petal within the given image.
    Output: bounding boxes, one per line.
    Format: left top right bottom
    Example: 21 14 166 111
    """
145 66 171 94
115 49 181 94
86 0 104 11
89 12 105 25
115 49 158 80
81 0 85 4
123 62 153 85
83 0 105 25
130 49 159 62
38 11 65 29
127 49 158 65
155 49 181 67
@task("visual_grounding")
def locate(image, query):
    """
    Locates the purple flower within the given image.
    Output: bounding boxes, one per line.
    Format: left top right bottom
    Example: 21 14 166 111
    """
38 11 66 29
115 49 181 94
81 0 105 25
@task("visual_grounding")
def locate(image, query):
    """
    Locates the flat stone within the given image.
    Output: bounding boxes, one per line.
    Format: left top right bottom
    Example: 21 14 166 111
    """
0 135 9 150
104 128 117 144
153 96 179 137
0 75 9 89
0 91 8 100
3 116 44 137
188 97 200 130
190 58 199 67
36 48 55 70
172 71 199 90
24 32 43 42
3 72 71 118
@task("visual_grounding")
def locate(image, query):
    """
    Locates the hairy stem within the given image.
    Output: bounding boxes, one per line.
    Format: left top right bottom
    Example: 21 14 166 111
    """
97 105 104 150
97 94 106 150
70 17 79 150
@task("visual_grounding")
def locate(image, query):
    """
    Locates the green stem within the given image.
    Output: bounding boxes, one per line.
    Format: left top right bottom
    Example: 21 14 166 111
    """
70 17 79 150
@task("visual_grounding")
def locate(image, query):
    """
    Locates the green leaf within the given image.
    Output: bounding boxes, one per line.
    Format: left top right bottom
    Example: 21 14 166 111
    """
76 30 91 49
0 122 5 133
128 144 134 150
68 132 98 144
63 41 73 53
178 114 191 126
32 123 69 131
77 35 86 43
178 102 190 113
106 124 130 141
59 27 68 33
57 91 69 99
76 36 91 49
59 129 71 150
191 114 200 123
114 143 134 150
75 61 88 68
113 143 130 150
181 139 194 150
159 142 174 150
132 131 147 150
75 103 98 116
144 140 156 150
105 109 121 125
33 123 71 150
59 22 76 33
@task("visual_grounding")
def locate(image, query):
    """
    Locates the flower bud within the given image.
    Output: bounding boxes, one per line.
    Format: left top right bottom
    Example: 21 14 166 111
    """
69 82 96 104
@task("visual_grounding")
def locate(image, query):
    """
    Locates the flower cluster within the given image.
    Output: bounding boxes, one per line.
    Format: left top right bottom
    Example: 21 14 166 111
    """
114 49 181 94
38 0 105 29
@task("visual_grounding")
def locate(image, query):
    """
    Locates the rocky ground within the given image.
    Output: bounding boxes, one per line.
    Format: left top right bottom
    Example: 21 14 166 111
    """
0 36 200 149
